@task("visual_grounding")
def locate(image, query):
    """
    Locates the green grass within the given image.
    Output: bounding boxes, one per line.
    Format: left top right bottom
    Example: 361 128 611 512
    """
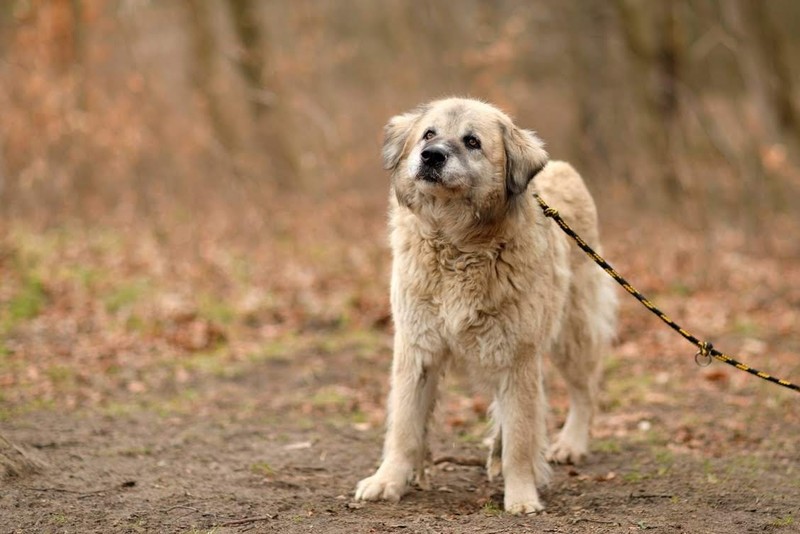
771 516 794 528
4 275 47 331
604 372 654 410
250 461 275 477
669 282 693 296
198 294 236 324
62 265 102 291
481 500 503 516
116 446 153 457
45 365 76 386
182 348 240 379
654 449 674 476
623 470 647 483
104 278 149 313
593 439 622 454
733 317 760 337
310 387 350 408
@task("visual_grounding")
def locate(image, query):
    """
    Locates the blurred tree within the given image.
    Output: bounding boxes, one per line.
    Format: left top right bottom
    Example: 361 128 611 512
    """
226 0 269 117
714 0 800 238
0 2 11 201
723 0 780 147
1 0 799 223
186 0 238 153
738 0 800 149
69 0 87 110
564 1 615 177
225 0 297 185
614 0 687 202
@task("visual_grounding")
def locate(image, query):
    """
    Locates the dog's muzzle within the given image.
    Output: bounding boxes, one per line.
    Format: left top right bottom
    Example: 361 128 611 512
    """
418 145 448 182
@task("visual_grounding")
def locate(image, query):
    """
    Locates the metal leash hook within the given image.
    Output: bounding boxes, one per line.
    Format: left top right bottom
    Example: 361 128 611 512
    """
694 341 714 367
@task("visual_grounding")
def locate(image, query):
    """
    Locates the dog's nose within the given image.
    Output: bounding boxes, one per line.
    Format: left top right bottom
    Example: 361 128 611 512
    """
421 146 448 168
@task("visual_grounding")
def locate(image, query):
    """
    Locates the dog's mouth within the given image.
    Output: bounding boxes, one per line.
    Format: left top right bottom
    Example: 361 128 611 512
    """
416 168 444 184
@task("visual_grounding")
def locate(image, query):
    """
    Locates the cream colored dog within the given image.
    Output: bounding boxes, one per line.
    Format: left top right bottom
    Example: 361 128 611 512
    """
355 98 617 514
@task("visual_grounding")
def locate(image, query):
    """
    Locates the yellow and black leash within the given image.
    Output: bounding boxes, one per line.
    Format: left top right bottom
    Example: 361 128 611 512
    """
533 193 799 394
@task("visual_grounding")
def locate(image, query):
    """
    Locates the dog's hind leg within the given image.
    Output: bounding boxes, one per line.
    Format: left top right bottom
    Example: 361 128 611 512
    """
486 402 502 481
548 267 616 464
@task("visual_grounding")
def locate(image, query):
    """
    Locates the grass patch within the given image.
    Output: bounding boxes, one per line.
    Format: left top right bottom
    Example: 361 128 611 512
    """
593 439 622 454
62 265 102 291
45 365 76 386
623 463 649 483
310 387 351 408
3 275 47 332
604 373 653 410
250 461 275 477
771 516 794 528
117 446 153 457
481 500 503 516
198 294 236 325
104 278 149 313
669 282 693 296
182 349 240 379
100 401 146 418
733 317 760 337
654 449 674 476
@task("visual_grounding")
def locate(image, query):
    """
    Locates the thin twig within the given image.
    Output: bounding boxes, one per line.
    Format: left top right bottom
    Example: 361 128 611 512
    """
24 486 84 494
219 515 276 527
570 518 621 526
23 480 136 499
163 505 201 514
433 456 484 467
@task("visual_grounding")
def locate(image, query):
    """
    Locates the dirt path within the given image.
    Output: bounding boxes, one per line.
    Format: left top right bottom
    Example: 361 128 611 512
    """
2 336 798 534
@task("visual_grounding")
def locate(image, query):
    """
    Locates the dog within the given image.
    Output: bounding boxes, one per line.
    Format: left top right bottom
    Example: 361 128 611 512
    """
354 98 617 514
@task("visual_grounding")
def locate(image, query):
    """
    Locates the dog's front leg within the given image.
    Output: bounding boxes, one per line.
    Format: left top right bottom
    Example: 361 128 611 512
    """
355 336 443 502
496 354 551 515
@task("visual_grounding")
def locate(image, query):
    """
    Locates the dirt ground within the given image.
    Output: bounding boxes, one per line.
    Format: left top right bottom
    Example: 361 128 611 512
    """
2 205 800 533
2 324 799 534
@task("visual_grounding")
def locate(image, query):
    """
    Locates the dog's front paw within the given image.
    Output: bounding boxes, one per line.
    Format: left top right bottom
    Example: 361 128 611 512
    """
504 479 544 515
505 494 544 515
355 471 408 502
546 435 588 465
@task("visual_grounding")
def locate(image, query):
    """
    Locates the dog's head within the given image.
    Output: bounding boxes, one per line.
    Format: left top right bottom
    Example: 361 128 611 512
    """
383 98 548 221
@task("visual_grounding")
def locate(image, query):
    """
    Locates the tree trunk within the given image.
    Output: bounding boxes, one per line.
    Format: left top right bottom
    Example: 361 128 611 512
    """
224 0 297 185
614 0 684 204
226 0 270 117
566 0 614 177
743 0 800 150
186 0 238 153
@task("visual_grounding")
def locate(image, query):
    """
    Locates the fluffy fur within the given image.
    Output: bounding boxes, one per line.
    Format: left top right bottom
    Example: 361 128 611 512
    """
355 98 617 514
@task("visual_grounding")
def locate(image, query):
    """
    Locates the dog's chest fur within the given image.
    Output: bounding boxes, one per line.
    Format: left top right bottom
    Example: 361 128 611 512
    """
391 219 570 368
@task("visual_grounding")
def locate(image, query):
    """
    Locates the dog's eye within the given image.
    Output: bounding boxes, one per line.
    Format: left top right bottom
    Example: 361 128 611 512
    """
423 129 436 141
464 135 481 150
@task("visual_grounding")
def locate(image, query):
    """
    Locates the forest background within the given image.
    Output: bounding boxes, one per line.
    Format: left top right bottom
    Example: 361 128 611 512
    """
1 2 799 532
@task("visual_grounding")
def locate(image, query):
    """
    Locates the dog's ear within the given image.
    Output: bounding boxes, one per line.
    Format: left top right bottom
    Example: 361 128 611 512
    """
383 105 428 170
503 124 549 196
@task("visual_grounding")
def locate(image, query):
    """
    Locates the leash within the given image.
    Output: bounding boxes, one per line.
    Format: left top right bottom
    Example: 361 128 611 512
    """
533 193 799 394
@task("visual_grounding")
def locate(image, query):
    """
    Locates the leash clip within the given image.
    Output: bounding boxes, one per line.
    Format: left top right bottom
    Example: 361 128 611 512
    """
694 341 714 367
